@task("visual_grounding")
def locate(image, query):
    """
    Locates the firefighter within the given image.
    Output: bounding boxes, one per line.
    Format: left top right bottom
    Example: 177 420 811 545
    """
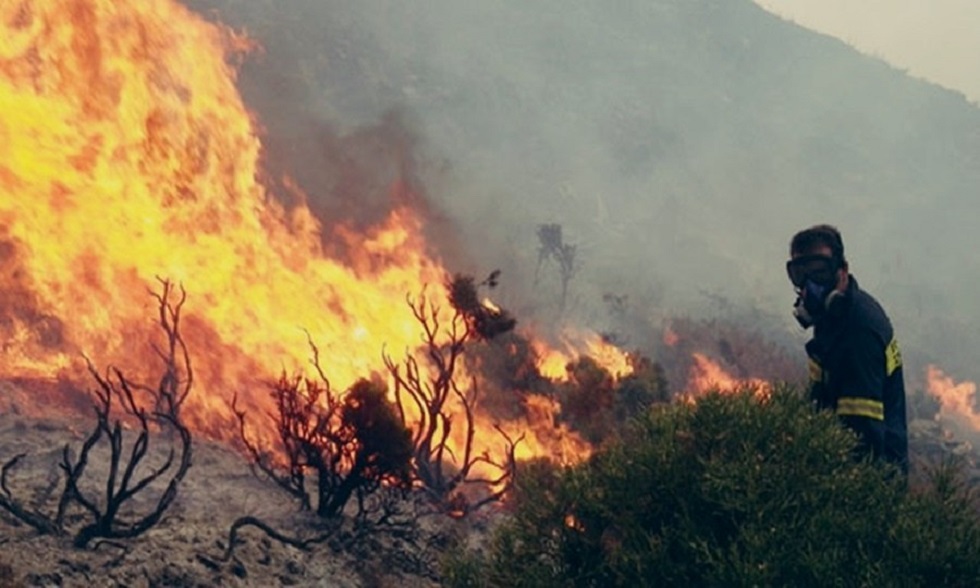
786 225 908 476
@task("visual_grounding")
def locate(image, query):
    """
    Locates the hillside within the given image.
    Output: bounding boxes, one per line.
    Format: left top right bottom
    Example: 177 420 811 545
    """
188 0 980 387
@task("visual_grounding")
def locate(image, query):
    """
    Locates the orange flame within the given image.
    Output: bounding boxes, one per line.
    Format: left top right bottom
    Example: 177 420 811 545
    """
686 353 769 396
0 0 607 478
534 341 575 381
0 0 451 436
513 394 592 464
533 330 634 381
925 365 980 431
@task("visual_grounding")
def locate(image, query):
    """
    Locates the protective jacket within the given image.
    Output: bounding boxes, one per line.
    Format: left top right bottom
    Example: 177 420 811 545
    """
805 276 908 474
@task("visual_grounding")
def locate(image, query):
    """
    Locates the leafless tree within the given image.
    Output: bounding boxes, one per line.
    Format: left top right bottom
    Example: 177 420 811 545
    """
0 279 193 548
535 223 577 313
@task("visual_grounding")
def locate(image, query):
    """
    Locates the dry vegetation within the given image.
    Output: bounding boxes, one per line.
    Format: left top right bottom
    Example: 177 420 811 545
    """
1 276 978 586
0 275 525 586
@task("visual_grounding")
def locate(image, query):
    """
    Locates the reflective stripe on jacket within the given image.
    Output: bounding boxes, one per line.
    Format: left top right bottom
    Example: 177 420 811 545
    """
805 276 908 473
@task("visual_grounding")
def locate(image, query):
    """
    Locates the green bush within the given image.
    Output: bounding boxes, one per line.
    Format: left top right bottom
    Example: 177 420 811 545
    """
445 386 980 587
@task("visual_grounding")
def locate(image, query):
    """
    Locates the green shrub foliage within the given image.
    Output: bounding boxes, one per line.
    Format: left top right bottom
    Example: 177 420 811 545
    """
446 386 980 587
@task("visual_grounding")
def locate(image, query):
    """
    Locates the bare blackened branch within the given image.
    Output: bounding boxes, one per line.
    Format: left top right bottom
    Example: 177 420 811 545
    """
304 329 332 391
383 294 467 501
65 282 193 547
0 453 61 535
232 388 312 510
1 453 25 499
466 426 525 513
384 275 521 515
149 279 192 417
221 515 336 561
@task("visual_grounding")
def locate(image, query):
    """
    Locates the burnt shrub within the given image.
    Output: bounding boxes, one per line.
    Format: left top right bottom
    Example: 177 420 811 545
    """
557 353 669 445
236 374 413 520
611 353 669 422
445 386 980 587
557 357 617 444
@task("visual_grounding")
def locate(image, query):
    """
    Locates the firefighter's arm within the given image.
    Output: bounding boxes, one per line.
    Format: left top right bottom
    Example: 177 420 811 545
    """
804 341 830 410
835 327 886 458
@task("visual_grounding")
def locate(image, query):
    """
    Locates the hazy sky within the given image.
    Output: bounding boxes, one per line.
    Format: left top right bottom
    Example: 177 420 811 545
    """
755 0 980 104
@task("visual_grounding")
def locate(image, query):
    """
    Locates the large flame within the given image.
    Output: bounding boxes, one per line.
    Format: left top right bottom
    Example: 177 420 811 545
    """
0 0 598 477
0 0 450 434
926 364 980 432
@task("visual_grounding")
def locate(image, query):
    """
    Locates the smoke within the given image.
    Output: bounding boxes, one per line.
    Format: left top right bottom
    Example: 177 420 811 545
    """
187 0 980 391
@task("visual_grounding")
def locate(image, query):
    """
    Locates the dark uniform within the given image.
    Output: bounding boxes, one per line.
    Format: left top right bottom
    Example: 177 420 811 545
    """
805 276 908 474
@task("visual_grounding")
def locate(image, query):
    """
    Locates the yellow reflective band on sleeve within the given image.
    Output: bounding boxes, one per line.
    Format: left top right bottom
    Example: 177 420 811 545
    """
836 397 884 421
885 337 903 376
808 358 822 383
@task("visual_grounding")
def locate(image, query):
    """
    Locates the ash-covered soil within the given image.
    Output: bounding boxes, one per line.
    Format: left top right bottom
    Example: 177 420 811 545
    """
0 397 477 588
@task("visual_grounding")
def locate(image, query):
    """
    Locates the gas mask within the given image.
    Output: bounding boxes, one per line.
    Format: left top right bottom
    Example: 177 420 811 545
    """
786 254 842 328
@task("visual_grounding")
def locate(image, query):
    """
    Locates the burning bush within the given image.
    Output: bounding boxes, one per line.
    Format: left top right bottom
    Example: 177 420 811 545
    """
384 274 522 515
447 272 516 341
612 353 670 422
226 360 416 561
234 368 413 519
445 386 980 586
224 274 522 558
658 317 802 396
556 357 617 444
555 353 669 444
462 331 553 421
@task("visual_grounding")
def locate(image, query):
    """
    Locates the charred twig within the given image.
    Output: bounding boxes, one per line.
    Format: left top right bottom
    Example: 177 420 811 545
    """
221 515 335 561
150 279 192 419
0 453 61 535
464 425 525 513
352 485 418 534
233 388 313 510
91 539 128 553
64 281 193 547
383 294 468 502
0 453 24 499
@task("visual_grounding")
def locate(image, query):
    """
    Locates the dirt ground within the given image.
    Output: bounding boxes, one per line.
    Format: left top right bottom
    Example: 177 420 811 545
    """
0 391 477 588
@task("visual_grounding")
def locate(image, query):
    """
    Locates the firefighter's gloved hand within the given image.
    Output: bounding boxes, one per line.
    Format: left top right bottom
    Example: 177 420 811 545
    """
793 295 813 329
